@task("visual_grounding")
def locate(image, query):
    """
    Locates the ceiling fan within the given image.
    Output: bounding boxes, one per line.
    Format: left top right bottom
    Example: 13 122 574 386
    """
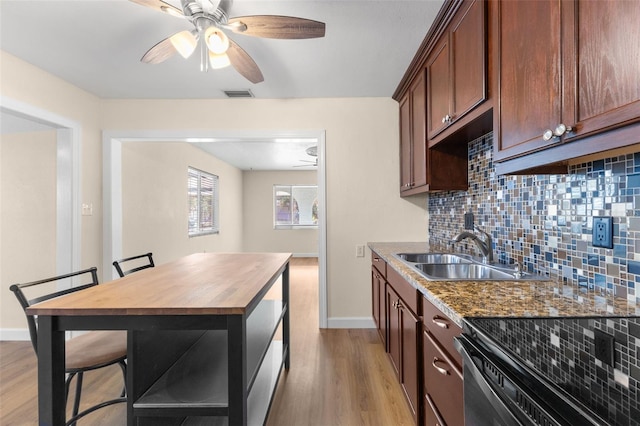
130 0 326 84
294 145 318 167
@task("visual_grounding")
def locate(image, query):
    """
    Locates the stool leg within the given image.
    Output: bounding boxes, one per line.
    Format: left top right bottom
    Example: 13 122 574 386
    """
118 360 127 397
64 372 75 406
70 372 83 426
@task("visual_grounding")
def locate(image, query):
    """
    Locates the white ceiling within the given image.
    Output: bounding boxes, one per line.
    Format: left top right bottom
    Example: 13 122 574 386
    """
0 0 444 169
193 137 320 170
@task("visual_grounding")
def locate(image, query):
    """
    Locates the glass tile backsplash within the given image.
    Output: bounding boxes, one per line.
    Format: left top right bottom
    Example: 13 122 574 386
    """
429 132 640 304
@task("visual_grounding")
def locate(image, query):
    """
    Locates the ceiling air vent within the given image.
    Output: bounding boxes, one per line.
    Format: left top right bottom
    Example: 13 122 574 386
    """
223 90 254 98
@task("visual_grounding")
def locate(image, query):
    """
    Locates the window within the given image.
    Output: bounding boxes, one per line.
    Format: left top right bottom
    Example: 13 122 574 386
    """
274 185 318 228
188 167 219 236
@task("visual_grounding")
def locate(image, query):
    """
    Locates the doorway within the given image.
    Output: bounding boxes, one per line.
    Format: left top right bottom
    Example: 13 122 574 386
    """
103 130 328 328
0 98 81 340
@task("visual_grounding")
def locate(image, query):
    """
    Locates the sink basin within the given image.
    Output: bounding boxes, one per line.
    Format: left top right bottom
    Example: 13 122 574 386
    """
396 253 471 264
414 263 515 280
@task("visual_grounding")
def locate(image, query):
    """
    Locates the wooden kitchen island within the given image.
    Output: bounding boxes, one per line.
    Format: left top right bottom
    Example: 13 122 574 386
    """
27 252 291 426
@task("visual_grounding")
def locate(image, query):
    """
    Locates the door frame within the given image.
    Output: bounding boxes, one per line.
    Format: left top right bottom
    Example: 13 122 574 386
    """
102 129 328 328
0 96 81 280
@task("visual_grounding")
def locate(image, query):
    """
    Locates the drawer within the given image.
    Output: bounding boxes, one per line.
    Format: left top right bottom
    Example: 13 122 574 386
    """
387 266 420 315
371 251 387 277
424 393 446 426
422 296 462 368
423 330 463 426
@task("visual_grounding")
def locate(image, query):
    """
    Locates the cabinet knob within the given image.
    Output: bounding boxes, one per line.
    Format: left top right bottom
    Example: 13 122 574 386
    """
441 114 453 124
553 123 573 137
543 124 573 141
542 129 555 141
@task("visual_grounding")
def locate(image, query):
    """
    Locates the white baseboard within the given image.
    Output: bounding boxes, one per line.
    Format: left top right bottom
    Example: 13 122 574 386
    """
293 253 318 258
326 317 376 329
0 328 30 341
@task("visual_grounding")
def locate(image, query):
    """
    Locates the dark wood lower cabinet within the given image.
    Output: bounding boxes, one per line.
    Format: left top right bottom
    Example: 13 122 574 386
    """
422 330 463 426
400 301 420 422
371 256 465 426
371 265 387 347
424 393 446 426
387 285 420 424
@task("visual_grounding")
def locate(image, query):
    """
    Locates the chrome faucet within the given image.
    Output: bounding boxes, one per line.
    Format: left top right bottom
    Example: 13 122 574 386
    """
452 226 494 263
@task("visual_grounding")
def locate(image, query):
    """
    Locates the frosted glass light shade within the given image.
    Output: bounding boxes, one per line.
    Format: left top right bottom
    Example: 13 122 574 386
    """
209 51 231 69
170 30 197 58
204 27 230 54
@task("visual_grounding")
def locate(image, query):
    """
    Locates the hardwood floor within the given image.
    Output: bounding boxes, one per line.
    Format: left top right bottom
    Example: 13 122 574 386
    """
0 257 413 425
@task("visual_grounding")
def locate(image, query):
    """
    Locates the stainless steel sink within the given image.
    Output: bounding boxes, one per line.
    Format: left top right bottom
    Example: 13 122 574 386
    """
396 253 471 264
414 263 516 280
393 251 548 281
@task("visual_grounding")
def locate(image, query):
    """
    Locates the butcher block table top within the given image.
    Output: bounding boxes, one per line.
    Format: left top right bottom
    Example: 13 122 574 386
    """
28 252 292 316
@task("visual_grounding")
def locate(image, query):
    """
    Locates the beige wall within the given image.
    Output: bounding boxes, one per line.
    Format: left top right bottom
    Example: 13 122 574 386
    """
121 142 244 265
100 98 428 323
243 170 318 255
0 130 57 331
0 51 104 273
1 50 429 333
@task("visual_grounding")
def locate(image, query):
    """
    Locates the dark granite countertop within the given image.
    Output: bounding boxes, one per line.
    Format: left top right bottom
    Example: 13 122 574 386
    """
368 242 640 327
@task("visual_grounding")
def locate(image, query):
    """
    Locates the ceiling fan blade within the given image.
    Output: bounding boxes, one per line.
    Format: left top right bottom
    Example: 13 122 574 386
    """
129 0 184 17
141 36 178 64
227 16 326 39
227 40 264 84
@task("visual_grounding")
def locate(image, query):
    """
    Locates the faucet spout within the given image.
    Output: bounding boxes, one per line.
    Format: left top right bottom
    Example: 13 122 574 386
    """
451 227 494 263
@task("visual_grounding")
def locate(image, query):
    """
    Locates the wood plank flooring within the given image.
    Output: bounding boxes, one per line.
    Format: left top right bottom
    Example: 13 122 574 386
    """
0 257 413 425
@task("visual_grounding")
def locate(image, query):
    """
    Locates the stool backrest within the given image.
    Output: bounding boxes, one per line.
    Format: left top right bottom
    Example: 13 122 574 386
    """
112 252 154 278
9 267 99 353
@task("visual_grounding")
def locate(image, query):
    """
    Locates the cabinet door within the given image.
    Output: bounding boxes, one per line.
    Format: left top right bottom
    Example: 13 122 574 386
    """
410 73 427 190
372 266 381 332
371 265 387 346
493 0 562 162
451 0 486 121
426 36 451 140
399 94 412 192
566 0 640 140
400 302 420 423
387 286 401 377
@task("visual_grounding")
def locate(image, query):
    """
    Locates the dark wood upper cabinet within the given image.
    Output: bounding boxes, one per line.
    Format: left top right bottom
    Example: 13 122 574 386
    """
427 0 487 141
493 0 561 161
399 72 428 195
400 69 469 196
494 0 640 174
399 94 413 192
426 37 451 139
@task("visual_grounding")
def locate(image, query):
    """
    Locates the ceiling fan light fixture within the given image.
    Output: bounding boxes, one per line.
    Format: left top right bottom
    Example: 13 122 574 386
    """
209 51 231 69
169 30 198 58
204 27 230 54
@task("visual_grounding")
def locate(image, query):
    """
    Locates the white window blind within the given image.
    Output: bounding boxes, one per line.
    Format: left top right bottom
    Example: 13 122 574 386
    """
188 167 219 237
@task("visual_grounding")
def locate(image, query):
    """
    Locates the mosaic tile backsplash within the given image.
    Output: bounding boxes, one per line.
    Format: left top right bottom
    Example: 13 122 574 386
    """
429 132 640 304
429 133 640 425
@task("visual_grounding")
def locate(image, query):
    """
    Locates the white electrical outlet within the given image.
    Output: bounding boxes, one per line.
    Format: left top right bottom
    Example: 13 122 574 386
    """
356 245 365 257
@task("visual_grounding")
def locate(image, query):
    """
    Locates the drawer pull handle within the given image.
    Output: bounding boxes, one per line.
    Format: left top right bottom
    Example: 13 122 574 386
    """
432 358 450 376
432 316 449 329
